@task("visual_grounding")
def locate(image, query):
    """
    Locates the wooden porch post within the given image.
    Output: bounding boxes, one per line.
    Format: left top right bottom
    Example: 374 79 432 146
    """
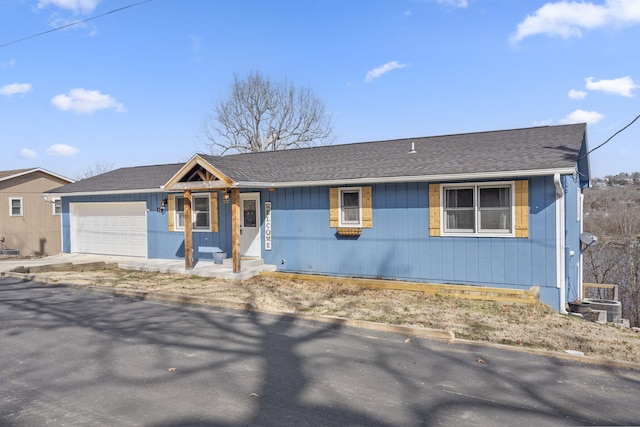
231 188 241 273
184 190 193 270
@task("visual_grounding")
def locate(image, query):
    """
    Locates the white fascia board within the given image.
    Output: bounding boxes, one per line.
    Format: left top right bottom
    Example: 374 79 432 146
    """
236 167 577 189
43 188 165 198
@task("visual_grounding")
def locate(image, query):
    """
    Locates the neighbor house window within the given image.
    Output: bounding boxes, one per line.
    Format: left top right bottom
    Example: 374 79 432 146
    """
442 182 514 236
9 198 23 216
175 194 210 231
339 187 362 227
53 199 62 215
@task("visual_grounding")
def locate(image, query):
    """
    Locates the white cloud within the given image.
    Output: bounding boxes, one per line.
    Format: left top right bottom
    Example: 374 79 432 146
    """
20 148 38 159
38 0 101 14
511 0 640 43
0 83 32 96
1 59 16 68
48 12 97 35
47 144 79 156
560 109 604 124
436 0 468 8
51 88 126 114
364 61 408 83
568 89 587 99
533 119 553 126
585 76 638 97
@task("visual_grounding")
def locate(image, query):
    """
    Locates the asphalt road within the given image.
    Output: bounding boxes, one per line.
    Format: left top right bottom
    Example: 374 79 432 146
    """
1 277 639 427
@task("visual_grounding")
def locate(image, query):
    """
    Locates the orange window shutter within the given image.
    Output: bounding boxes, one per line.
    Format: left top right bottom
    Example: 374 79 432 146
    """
362 186 372 228
329 188 339 228
515 180 529 238
167 195 175 232
429 184 441 237
210 192 219 232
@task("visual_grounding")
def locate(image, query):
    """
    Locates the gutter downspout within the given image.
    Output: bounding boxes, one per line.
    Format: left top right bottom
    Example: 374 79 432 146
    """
554 173 567 313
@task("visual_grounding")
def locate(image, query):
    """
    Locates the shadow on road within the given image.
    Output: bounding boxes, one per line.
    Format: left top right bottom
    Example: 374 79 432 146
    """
1 277 639 426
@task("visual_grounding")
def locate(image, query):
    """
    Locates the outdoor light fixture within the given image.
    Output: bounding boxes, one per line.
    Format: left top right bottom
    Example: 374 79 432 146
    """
157 199 168 213
223 190 230 204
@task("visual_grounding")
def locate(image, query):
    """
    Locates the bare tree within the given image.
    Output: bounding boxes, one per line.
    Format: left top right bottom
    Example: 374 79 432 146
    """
74 161 114 180
583 240 624 285
584 192 640 326
201 71 333 155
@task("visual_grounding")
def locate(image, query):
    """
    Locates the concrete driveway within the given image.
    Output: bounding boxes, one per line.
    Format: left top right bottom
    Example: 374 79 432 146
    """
1 276 639 426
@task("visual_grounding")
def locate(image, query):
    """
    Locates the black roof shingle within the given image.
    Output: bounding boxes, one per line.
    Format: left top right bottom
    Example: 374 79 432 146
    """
49 123 587 194
48 163 184 194
200 123 586 183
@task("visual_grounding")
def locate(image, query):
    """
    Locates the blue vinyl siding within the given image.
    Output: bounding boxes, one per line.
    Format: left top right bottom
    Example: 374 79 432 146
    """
563 174 582 303
60 174 581 311
262 177 559 296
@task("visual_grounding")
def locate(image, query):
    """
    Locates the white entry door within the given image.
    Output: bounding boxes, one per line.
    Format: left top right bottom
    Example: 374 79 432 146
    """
240 193 261 257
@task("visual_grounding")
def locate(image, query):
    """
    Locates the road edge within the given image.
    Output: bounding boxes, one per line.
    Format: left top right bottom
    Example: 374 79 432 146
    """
5 271 640 371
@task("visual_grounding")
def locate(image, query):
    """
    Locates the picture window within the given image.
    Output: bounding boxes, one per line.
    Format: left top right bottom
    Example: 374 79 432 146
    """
442 183 514 236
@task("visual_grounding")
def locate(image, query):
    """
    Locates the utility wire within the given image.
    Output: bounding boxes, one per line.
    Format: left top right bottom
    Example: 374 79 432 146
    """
0 0 153 48
579 113 640 161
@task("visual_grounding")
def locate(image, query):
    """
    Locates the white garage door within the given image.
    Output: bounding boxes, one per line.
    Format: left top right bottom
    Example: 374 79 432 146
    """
70 202 147 257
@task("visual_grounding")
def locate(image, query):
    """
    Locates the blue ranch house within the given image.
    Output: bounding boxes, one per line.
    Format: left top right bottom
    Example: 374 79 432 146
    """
47 124 590 312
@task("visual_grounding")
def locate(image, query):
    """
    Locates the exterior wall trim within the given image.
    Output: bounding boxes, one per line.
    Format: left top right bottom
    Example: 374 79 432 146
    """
554 173 567 313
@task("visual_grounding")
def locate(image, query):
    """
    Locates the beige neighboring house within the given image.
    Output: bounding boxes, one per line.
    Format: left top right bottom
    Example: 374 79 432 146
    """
0 168 73 256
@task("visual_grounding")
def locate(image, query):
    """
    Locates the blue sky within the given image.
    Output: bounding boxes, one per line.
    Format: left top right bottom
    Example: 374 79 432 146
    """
1 0 638 180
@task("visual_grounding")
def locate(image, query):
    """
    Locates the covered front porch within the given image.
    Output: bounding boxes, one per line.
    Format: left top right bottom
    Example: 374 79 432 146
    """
163 155 265 274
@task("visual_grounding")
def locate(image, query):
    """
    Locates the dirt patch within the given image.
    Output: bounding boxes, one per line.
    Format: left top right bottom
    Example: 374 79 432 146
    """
34 268 640 365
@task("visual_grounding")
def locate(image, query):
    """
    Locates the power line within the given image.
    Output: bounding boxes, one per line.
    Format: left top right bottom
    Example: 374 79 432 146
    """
579 113 640 161
0 0 153 48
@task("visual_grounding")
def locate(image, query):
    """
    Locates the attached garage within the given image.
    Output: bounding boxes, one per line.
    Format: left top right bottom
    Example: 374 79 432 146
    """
70 202 147 257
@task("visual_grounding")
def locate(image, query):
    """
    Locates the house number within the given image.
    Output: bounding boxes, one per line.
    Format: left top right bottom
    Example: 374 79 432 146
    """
265 201 272 251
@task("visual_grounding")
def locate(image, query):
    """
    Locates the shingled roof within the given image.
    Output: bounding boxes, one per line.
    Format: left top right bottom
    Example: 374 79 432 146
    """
49 124 587 194
47 163 184 194
199 123 587 185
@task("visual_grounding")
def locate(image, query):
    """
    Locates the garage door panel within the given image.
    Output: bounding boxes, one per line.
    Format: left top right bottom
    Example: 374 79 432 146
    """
70 202 147 257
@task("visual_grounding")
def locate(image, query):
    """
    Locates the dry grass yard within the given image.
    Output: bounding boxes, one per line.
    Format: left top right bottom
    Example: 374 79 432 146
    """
33 268 640 365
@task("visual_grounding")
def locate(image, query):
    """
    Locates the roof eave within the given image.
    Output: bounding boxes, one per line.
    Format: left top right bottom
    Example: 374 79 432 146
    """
235 167 577 188
0 168 74 184
44 187 166 197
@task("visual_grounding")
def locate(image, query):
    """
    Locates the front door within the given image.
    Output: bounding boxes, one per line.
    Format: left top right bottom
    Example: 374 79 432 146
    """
240 193 261 257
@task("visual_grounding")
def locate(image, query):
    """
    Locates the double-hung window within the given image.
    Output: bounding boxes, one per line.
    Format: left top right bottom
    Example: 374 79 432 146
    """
442 182 514 236
193 196 210 229
339 187 362 227
175 194 210 231
329 186 372 234
53 199 62 215
9 198 23 217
